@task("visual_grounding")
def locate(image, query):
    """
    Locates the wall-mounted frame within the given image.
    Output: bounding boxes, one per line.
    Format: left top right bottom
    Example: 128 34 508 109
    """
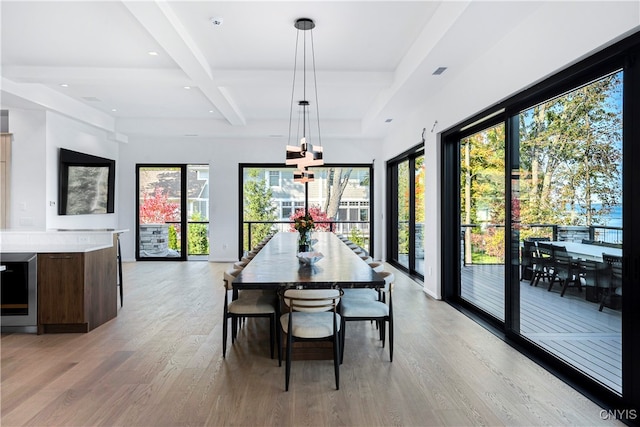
58 148 115 215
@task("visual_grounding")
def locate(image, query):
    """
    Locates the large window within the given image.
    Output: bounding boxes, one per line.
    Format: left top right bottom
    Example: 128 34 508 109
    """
460 124 505 320
136 164 209 260
442 33 640 411
387 146 424 278
240 164 373 256
516 71 623 391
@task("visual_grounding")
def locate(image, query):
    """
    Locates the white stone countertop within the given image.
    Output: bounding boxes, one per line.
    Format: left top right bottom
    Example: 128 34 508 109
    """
0 229 128 253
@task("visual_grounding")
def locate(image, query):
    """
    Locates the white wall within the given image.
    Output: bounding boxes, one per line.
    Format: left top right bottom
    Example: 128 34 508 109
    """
381 1 640 299
118 135 382 262
7 109 47 229
45 111 120 230
4 109 120 232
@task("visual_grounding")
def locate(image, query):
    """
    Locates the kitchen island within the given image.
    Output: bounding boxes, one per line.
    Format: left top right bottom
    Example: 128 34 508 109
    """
0 229 126 333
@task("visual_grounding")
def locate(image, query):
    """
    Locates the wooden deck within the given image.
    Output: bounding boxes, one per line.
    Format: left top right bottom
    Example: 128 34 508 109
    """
461 264 622 393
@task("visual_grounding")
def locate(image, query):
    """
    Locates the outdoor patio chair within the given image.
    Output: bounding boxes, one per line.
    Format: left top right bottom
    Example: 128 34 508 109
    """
578 259 610 304
600 253 623 311
530 241 555 286
548 246 582 296
521 240 537 281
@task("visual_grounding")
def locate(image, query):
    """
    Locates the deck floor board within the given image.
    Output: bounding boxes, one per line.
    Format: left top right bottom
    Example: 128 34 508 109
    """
461 263 622 393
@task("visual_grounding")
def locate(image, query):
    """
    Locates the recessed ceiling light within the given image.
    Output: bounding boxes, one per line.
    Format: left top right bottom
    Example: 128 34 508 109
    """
60 83 69 87
210 17 223 26
148 51 158 56
208 110 214 113
433 67 447 75
185 134 198 137
184 86 191 90
111 108 117 112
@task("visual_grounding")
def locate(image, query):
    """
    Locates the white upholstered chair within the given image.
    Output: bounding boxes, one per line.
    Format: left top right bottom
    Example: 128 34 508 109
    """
340 272 394 363
278 288 343 391
222 268 279 360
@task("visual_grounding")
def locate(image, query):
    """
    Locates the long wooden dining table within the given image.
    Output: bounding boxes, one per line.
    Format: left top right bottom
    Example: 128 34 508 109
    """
233 231 384 360
233 231 384 290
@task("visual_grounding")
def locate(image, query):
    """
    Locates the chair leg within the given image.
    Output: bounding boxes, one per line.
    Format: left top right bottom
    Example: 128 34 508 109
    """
285 329 293 391
380 321 386 348
231 317 237 343
389 317 394 363
333 330 340 390
529 270 537 286
269 314 275 359
560 279 569 297
276 319 281 365
340 317 346 364
222 312 228 359
599 291 608 312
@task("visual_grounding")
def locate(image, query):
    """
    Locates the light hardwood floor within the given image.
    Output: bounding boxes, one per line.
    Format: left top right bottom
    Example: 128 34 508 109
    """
1 261 621 426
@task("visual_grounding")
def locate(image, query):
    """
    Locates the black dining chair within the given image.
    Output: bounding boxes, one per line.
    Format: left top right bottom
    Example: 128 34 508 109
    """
521 240 537 281
547 245 581 296
578 259 610 305
600 253 623 311
530 241 555 286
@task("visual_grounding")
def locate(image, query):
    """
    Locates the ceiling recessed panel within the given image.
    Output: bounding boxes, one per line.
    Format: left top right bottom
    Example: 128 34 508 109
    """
1 1 176 68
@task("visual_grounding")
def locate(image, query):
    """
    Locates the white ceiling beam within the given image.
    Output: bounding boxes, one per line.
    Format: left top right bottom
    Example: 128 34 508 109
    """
0 77 125 140
115 117 363 139
122 0 246 126
3 66 189 85
3 66 393 89
361 1 471 132
214 70 394 87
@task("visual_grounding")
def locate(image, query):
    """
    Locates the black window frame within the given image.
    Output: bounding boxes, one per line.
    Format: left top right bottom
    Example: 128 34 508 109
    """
441 31 640 414
239 163 375 259
386 143 425 280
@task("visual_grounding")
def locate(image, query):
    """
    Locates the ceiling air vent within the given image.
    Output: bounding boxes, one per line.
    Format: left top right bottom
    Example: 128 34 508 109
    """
432 67 447 75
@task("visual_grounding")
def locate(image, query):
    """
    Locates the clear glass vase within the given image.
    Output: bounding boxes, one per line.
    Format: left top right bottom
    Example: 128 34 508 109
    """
298 230 311 252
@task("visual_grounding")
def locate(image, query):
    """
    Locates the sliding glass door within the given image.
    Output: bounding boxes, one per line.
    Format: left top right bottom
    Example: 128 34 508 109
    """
515 71 623 392
442 33 640 410
459 124 505 320
387 145 424 279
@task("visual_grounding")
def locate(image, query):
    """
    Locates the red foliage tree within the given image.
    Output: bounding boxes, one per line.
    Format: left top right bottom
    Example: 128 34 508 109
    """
139 187 180 224
289 206 332 232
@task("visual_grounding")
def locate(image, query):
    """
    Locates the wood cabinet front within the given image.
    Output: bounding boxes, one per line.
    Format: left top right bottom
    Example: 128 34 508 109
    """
37 246 117 333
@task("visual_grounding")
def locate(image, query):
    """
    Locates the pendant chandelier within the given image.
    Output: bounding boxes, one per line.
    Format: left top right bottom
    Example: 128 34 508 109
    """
285 18 323 183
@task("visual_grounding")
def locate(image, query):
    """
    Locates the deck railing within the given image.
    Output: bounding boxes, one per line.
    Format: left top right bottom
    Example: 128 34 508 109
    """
589 225 623 244
460 223 623 265
243 220 370 255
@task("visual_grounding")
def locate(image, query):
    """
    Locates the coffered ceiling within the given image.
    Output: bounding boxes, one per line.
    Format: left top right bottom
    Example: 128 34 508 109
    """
0 1 564 143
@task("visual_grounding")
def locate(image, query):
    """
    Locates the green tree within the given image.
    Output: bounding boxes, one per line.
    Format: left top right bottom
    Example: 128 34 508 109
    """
243 169 277 250
519 72 622 227
460 125 505 263
188 211 209 255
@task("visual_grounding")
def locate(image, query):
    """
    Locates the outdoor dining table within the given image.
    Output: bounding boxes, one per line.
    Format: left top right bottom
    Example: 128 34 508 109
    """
548 241 622 262
232 231 384 290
